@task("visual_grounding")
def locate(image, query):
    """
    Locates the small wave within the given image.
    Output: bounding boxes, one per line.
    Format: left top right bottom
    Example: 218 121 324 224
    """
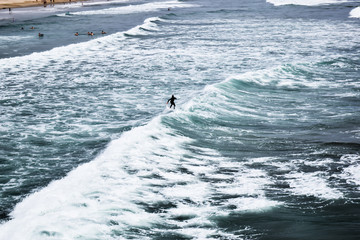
0 35 33 42
206 8 247 14
74 0 198 16
56 12 72 17
267 0 350 6
349 6 360 18
83 0 133 7
214 63 339 92
124 16 163 36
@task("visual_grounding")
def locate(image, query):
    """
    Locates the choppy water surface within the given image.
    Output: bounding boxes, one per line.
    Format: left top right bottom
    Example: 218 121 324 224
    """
0 0 359 239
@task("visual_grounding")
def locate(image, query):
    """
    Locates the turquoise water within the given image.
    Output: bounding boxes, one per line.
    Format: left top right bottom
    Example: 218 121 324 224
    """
0 0 360 239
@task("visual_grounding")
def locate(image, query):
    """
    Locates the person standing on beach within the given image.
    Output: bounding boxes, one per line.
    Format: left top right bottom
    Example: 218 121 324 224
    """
167 95 177 109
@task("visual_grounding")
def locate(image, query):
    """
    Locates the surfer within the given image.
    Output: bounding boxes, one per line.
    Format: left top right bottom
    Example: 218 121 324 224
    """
167 95 177 109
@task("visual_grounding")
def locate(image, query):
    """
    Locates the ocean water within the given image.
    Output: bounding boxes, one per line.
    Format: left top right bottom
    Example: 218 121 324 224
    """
0 0 360 239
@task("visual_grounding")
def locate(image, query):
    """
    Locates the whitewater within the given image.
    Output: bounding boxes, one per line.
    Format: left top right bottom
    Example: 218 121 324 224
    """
0 0 359 239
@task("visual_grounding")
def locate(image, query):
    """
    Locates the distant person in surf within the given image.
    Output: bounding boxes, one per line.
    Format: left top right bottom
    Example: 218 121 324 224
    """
101 30 107 34
167 95 177 109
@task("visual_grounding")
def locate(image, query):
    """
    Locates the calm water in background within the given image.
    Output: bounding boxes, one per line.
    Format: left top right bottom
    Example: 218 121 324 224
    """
0 0 360 239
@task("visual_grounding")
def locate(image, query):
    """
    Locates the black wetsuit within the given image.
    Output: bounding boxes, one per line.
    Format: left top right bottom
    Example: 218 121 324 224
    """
167 95 177 109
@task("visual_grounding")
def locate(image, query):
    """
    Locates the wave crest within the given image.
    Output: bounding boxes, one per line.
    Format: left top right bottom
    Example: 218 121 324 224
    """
350 6 360 18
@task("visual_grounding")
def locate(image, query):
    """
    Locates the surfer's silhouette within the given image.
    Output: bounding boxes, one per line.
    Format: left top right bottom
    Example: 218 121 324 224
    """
167 95 177 109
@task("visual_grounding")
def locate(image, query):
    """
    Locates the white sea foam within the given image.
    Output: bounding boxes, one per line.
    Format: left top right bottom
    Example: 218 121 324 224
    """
215 168 272 197
0 105 280 239
349 6 360 18
286 172 343 199
337 154 360 189
225 197 279 212
267 0 350 6
341 165 360 188
339 154 360 164
0 117 182 238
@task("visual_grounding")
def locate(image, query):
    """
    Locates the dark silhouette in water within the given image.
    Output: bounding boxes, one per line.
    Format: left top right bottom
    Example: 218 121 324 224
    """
167 95 177 109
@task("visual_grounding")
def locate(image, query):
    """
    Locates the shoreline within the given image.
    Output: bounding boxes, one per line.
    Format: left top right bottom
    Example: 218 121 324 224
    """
0 0 87 10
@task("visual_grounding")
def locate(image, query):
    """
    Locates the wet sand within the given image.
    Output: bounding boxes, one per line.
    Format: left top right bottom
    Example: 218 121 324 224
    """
0 0 86 9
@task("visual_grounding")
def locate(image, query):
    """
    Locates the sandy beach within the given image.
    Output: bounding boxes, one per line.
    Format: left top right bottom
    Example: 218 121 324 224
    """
0 0 85 9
